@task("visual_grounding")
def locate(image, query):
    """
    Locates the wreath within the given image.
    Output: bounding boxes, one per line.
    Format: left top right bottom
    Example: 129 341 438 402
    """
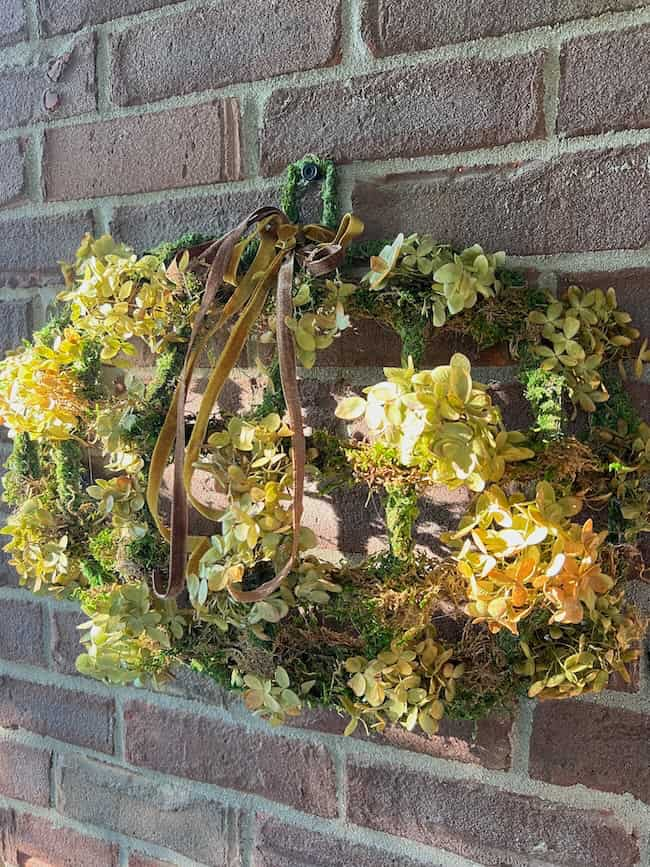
1 156 648 737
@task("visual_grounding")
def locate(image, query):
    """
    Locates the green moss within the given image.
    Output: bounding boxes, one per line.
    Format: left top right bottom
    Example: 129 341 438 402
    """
280 155 339 229
392 306 426 367
126 531 169 574
146 232 213 265
79 556 111 587
73 339 103 400
518 347 567 437
385 485 419 564
88 527 119 573
52 440 84 512
592 365 640 434
3 433 41 506
35 306 72 347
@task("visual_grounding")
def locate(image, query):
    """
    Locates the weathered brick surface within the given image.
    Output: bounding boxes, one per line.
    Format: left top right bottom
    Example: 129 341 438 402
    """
0 139 27 208
44 100 242 201
0 298 33 356
129 855 176 867
530 700 650 803
559 25 650 137
55 753 242 865
347 761 639 866
38 0 184 34
290 707 513 770
0 739 51 805
0 0 27 47
49 605 85 675
0 596 46 666
0 34 96 131
253 815 441 867
111 186 280 252
0 676 114 753
352 145 650 254
361 0 649 55
124 699 338 816
0 211 94 287
0 809 119 867
261 52 546 175
557 268 650 331
111 0 341 106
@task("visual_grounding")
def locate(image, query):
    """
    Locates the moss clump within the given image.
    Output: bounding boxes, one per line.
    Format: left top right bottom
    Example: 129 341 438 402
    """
3 433 41 506
88 527 119 574
518 348 567 437
253 358 286 419
126 530 169 574
79 556 111 587
73 339 103 400
280 155 339 229
385 485 419 564
35 306 72 347
592 365 640 434
146 232 213 265
52 440 84 512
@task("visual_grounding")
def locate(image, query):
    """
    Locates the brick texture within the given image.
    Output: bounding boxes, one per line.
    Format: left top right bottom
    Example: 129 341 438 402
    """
38 0 185 35
559 25 650 137
0 676 114 753
110 0 341 106
129 855 176 867
361 0 650 55
0 739 51 805
43 100 242 200
54 753 242 865
0 34 96 132
111 185 280 252
0 0 27 47
0 139 27 208
0 596 46 666
0 809 119 867
49 606 86 675
530 701 650 803
0 299 33 357
0 211 94 287
253 815 441 867
261 52 546 175
290 708 512 770
123 699 338 816
352 144 650 254
347 761 640 866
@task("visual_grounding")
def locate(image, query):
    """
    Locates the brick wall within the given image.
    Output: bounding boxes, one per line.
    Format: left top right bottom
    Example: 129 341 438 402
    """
0 1 649 865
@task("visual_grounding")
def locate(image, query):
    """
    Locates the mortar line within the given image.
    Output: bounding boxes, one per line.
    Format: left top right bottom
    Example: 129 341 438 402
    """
542 38 562 141
94 26 113 116
22 0 40 43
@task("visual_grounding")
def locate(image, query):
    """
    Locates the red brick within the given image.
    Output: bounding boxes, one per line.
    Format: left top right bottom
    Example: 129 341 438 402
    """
625 380 650 417
0 34 96 132
261 52 546 175
111 185 280 253
290 707 512 770
0 0 26 46
0 739 51 806
559 26 650 137
54 753 242 865
49 606 85 675
530 700 650 803
43 100 242 201
253 815 439 867
129 855 176 867
347 760 639 866
38 0 185 35
0 211 94 288
123 699 338 816
0 597 46 666
111 0 341 106
0 299 34 358
0 676 114 753
557 268 650 333
0 809 119 867
352 145 650 255
0 139 27 208
361 0 649 56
